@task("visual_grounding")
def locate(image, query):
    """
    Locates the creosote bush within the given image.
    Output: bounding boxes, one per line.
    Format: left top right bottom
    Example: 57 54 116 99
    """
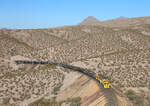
125 89 143 106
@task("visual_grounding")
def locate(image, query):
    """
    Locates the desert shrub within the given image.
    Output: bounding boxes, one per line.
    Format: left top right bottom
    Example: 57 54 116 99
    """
134 96 143 105
48 97 58 106
71 97 81 106
125 89 143 105
2 97 10 104
29 97 60 106
66 97 81 106
125 90 136 101
52 83 62 95
59 97 81 106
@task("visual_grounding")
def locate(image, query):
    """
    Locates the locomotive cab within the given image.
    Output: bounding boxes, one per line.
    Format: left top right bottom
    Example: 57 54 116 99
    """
96 74 111 88
103 79 110 88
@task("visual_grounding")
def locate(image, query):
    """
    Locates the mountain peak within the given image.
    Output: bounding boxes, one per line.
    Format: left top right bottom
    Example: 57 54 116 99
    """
80 16 100 25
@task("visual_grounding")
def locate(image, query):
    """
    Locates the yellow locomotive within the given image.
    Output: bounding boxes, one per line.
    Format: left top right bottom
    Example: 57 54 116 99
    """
96 74 111 88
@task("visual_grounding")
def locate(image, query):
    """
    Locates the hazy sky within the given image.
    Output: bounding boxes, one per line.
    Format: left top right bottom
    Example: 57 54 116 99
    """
0 0 150 29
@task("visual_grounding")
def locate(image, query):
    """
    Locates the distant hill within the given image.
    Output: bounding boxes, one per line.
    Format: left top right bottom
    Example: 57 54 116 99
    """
115 16 128 20
80 16 100 25
97 16 150 27
80 16 150 27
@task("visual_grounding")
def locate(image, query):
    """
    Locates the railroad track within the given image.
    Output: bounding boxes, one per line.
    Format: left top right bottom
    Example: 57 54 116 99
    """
15 60 119 106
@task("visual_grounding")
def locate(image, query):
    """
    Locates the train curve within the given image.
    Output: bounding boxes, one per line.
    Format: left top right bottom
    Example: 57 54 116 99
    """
15 60 119 106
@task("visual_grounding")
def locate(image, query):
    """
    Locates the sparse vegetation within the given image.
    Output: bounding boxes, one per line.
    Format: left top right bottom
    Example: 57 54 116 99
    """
29 97 81 106
52 83 63 95
29 97 59 106
0 17 150 105
59 97 81 106
125 90 144 106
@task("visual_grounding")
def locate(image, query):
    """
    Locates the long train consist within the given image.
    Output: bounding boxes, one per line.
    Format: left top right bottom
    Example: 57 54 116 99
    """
15 60 111 88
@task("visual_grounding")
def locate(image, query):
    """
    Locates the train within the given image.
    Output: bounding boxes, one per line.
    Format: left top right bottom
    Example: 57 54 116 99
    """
15 60 111 88
96 74 111 88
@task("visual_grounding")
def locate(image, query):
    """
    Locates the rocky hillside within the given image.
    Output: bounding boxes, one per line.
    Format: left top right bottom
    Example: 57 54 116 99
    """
0 16 150 106
57 75 133 106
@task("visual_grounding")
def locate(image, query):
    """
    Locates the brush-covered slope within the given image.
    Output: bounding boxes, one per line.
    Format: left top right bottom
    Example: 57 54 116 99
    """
0 16 150 106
